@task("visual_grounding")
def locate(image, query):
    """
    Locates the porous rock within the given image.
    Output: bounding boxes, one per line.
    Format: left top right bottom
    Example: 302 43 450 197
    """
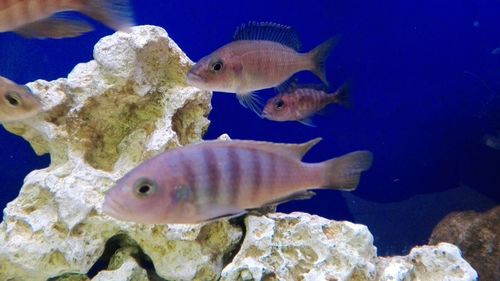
221 212 478 281
429 206 499 281
0 25 243 281
220 212 378 281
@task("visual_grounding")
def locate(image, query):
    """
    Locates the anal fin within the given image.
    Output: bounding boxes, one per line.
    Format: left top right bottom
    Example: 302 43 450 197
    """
15 15 93 39
298 117 316 127
261 190 316 207
197 211 248 224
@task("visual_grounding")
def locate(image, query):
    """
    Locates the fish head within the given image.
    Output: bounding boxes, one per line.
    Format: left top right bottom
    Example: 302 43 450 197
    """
103 172 171 224
0 77 42 122
187 45 242 93
262 94 294 121
103 157 201 224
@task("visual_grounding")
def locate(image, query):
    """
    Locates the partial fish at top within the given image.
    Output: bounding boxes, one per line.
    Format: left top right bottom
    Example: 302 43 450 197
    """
103 138 373 224
187 21 338 116
0 0 134 39
0 76 42 122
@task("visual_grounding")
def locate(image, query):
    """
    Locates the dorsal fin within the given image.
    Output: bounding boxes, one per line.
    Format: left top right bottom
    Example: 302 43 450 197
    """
203 138 322 160
295 83 330 92
233 21 302 51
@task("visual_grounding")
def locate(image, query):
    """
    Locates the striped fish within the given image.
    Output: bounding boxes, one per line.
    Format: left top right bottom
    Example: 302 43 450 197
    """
0 0 134 39
103 138 373 224
186 21 337 116
263 83 350 126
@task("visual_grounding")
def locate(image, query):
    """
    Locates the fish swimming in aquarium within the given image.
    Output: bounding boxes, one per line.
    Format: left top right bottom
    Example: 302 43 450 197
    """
0 76 42 122
103 138 373 224
187 21 337 115
262 83 350 126
0 0 134 39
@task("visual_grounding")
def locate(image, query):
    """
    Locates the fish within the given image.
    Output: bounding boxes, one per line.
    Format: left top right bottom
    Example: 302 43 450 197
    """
103 138 373 224
262 83 350 126
0 76 42 122
187 21 337 115
0 0 134 39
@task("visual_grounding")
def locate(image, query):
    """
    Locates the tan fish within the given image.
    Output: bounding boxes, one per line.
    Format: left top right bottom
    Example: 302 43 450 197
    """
0 0 134 39
187 22 337 115
0 76 42 122
103 138 373 224
263 83 350 126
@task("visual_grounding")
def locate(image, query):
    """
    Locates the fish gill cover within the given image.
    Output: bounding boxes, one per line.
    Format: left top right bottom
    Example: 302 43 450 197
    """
0 0 498 258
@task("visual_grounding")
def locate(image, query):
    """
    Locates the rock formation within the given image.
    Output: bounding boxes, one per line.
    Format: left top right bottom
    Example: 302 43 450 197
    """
0 25 478 281
429 206 499 281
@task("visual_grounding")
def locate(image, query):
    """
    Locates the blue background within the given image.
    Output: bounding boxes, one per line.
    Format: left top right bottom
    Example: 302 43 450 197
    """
0 0 499 256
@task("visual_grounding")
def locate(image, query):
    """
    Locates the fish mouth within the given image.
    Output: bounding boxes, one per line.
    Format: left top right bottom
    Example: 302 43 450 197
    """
186 72 205 86
102 195 124 220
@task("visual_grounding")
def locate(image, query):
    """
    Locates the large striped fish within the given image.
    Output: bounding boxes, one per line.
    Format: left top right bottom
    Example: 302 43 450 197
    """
0 0 134 39
187 21 337 116
103 138 373 224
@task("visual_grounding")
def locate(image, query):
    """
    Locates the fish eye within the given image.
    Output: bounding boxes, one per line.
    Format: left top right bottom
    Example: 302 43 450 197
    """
133 177 157 198
210 60 224 73
4 92 22 108
275 99 285 110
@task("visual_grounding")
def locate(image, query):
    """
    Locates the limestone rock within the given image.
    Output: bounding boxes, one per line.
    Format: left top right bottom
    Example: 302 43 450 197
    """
0 25 243 281
220 212 378 281
377 243 477 281
429 206 499 281
220 212 477 281
91 259 148 281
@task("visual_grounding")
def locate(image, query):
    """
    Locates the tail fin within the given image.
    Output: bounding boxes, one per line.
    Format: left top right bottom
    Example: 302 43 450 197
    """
330 82 351 108
321 150 373 191
81 0 135 31
308 37 339 86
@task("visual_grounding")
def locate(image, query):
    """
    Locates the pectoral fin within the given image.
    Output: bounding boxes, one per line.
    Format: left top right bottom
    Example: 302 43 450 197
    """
15 16 93 39
236 92 263 117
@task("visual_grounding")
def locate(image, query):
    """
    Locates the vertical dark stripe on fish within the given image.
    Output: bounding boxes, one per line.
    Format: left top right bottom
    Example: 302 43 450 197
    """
3 0 14 25
250 148 263 201
267 151 278 194
228 148 242 205
23 0 32 21
202 147 220 202
179 151 199 209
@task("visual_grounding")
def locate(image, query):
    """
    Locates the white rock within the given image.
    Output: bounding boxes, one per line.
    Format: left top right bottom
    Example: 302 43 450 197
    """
221 213 477 281
0 25 243 281
220 212 378 281
92 259 148 281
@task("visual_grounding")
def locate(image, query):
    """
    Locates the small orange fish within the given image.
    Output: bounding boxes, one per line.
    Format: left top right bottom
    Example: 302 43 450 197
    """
263 83 350 126
103 138 373 224
0 76 42 122
187 22 337 115
0 0 134 39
